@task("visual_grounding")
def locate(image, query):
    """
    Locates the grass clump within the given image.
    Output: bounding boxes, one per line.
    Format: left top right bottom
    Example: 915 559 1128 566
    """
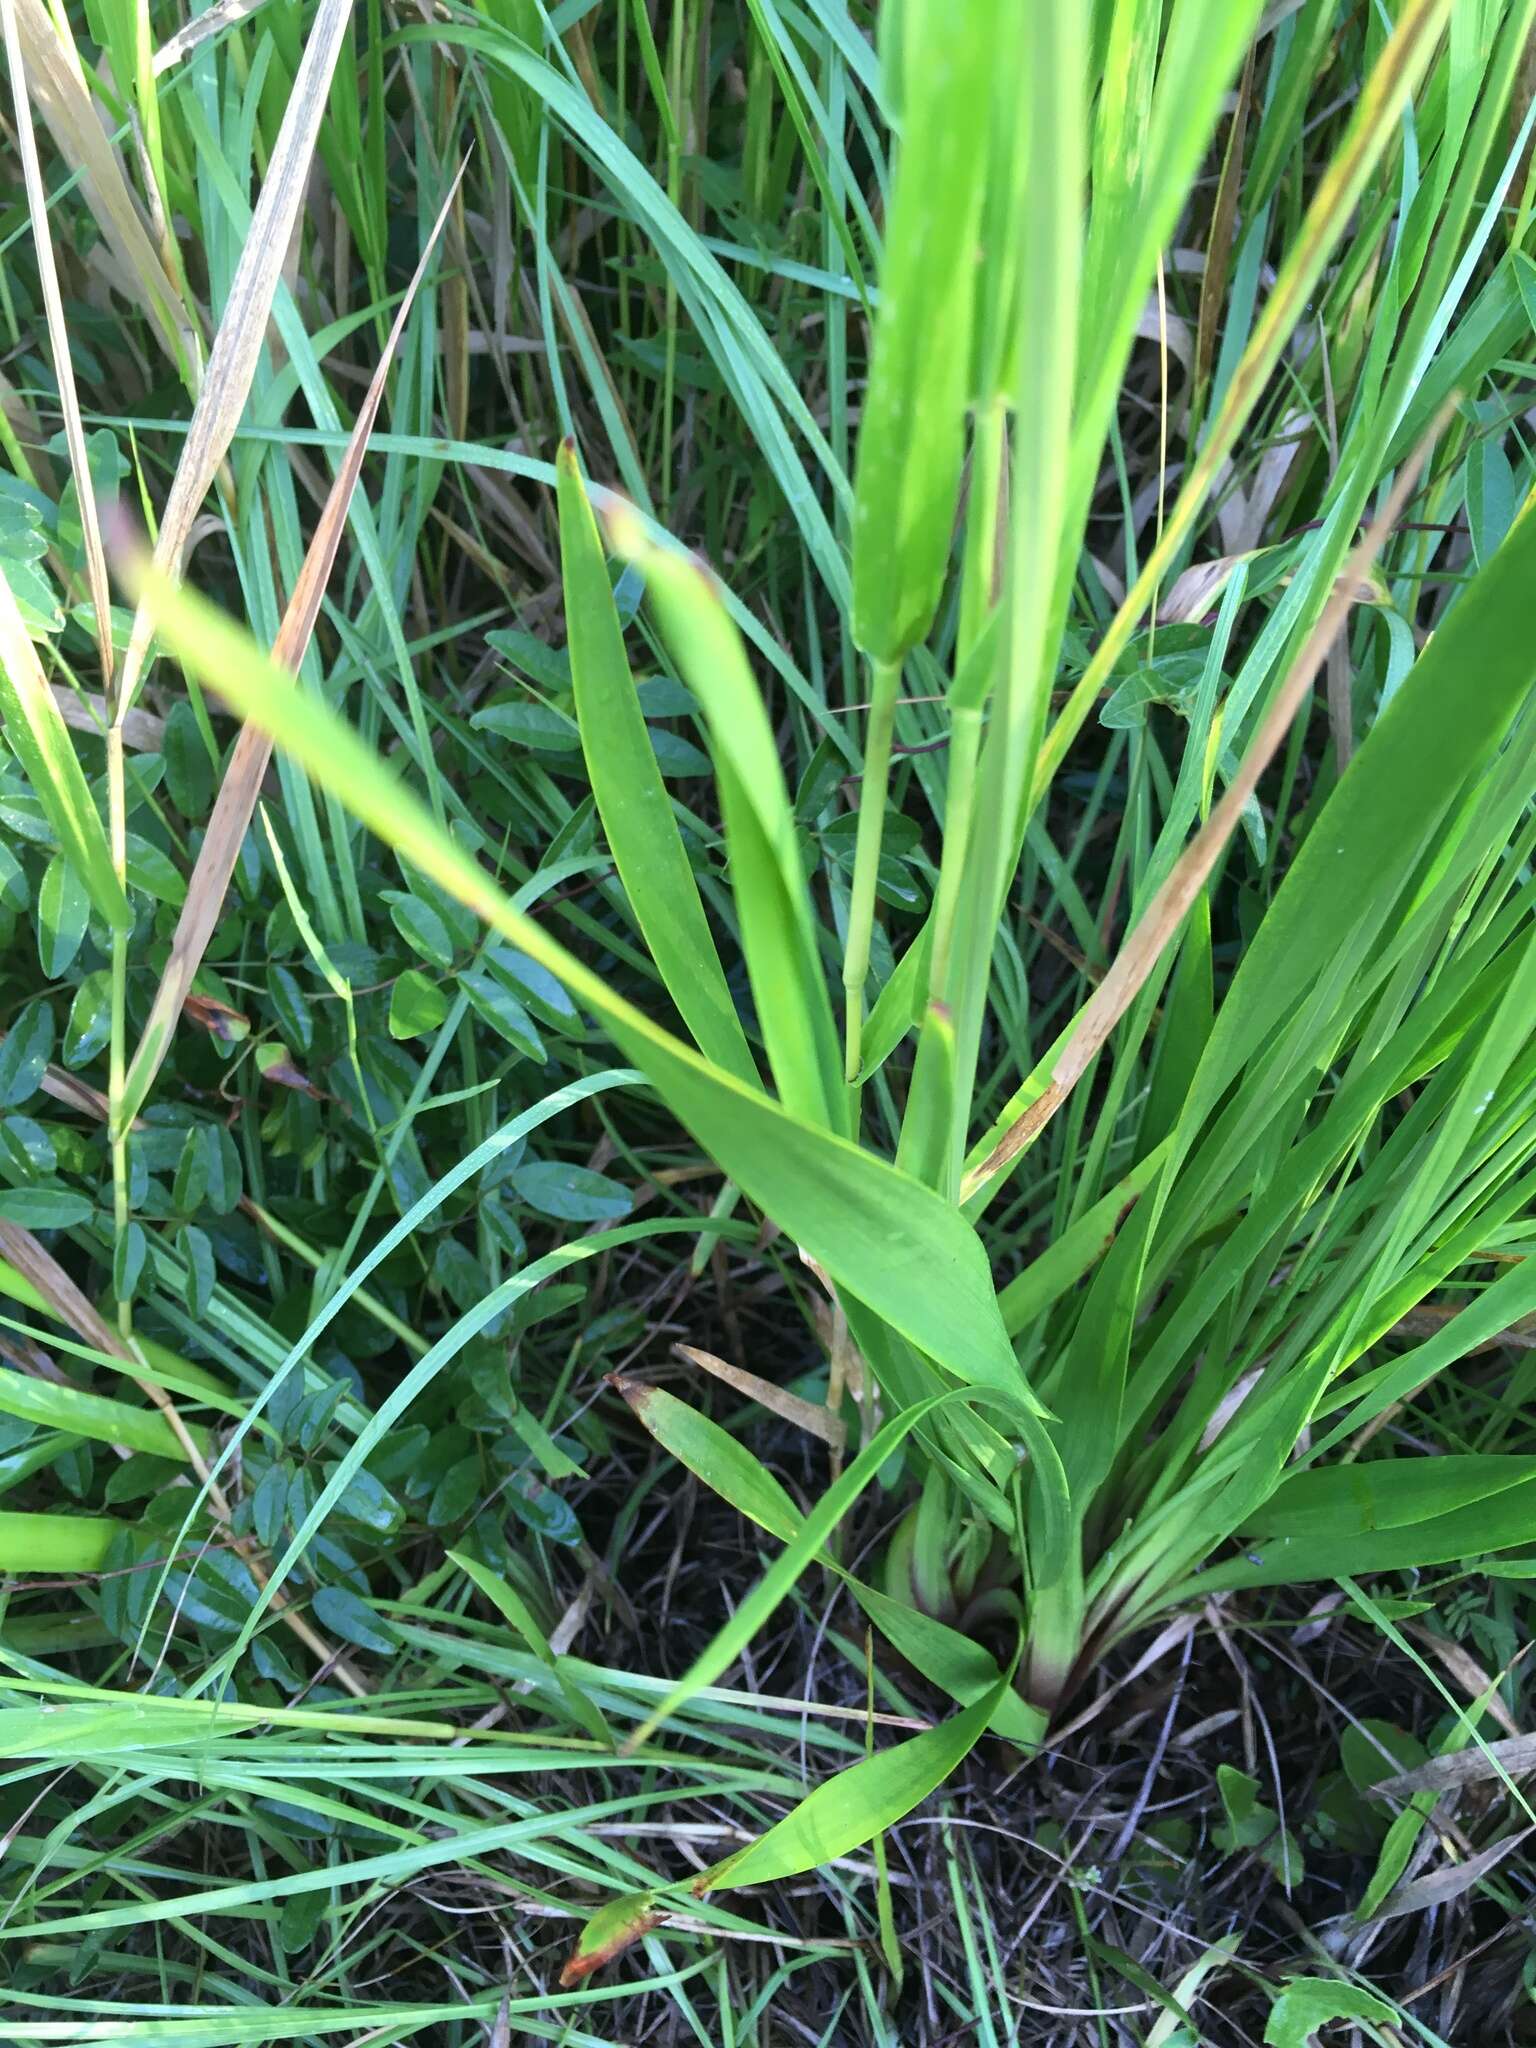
4 0 1536 2039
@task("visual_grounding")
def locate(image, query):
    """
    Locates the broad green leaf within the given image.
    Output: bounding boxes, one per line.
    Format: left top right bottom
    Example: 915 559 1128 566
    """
123 832 186 904
163 698 215 816
36 851 89 977
386 891 456 969
312 1585 397 1655
0 1509 117 1569
850 0 992 660
606 511 845 1134
510 1161 632 1223
172 1126 210 1214
0 1186 93 1229
700 1667 1012 1894
0 999 54 1107
63 968 113 1066
1213 1763 1305 1888
458 968 545 1059
470 699 582 751
388 968 449 1040
557 443 757 1087
1262 1980 1393 2047
0 561 129 930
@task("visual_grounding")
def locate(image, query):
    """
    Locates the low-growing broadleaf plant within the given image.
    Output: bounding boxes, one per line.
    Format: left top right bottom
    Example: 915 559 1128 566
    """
125 0 1536 1950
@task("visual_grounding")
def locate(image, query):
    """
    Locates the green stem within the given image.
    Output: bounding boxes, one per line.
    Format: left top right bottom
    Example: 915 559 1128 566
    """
930 401 1006 1008
926 708 982 1003
106 726 131 1340
958 402 1007 659
660 0 687 513
1023 1568 1085 1716
842 655 901 1084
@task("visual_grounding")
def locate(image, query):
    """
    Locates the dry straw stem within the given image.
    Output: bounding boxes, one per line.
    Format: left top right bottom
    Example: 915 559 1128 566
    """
8 0 194 372
114 0 356 716
1 0 113 683
152 0 274 74
962 405 1456 1203
119 168 466 1126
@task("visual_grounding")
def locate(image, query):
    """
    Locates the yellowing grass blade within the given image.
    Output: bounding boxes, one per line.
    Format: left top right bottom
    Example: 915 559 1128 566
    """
116 0 357 714
0 1511 118 1571
0 562 130 930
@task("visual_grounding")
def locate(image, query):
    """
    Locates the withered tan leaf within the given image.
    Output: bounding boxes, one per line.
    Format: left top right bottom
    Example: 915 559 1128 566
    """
115 0 357 713
10 0 194 371
120 171 465 1126
963 409 1451 1201
673 1342 846 1451
1364 1825 1533 1923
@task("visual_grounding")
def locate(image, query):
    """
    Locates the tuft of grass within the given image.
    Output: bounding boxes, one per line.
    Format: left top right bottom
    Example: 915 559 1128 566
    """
4 0 1536 2038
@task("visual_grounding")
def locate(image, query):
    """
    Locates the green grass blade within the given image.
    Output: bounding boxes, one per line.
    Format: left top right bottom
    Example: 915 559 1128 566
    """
1175 500 1536 1154
849 0 991 662
0 1510 117 1570
607 506 847 1132
697 1665 1013 1895
0 1372 205 1461
0 564 131 931
620 1378 1045 1743
557 445 758 1087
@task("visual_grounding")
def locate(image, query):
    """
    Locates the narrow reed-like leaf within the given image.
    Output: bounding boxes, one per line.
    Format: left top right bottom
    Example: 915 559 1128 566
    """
558 448 758 1086
0 563 130 930
963 423 1444 1201
119 173 461 1126
604 506 846 1133
115 0 357 713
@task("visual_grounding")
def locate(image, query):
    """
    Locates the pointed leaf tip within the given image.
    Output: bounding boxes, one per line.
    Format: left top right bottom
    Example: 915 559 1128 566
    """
559 1891 663 1985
